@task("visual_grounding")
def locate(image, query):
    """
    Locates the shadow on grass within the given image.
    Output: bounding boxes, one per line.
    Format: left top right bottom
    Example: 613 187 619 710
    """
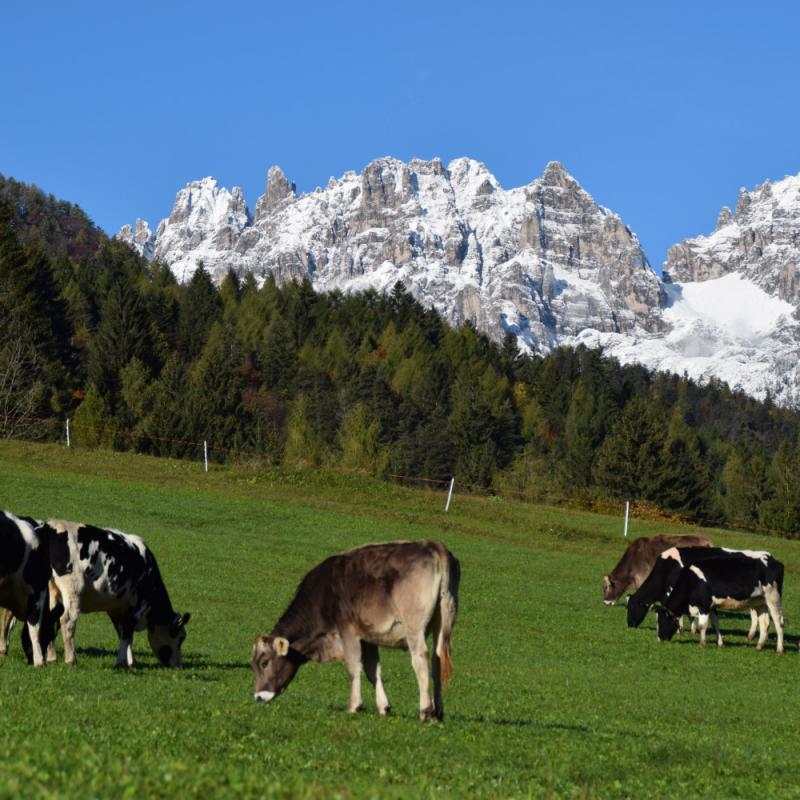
70 647 249 672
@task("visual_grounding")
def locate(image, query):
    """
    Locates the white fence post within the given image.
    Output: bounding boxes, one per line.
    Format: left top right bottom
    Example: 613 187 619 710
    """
623 500 630 537
204 440 208 473
66 418 70 448
445 477 455 512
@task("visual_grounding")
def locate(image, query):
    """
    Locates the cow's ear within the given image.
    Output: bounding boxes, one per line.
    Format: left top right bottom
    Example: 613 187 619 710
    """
273 636 290 656
180 612 191 627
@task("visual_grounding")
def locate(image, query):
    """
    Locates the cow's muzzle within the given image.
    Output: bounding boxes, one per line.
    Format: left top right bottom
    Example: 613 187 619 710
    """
254 690 276 703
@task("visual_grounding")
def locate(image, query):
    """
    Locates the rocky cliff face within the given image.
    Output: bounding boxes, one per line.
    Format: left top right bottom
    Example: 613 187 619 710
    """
119 161 800 408
120 157 663 353
664 173 800 304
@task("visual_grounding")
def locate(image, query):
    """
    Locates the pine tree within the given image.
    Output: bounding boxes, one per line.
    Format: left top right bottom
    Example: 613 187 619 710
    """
593 397 664 500
88 281 152 412
177 264 222 360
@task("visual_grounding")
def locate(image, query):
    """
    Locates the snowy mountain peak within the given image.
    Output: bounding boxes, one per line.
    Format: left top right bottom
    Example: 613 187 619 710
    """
665 170 800 303
117 218 156 260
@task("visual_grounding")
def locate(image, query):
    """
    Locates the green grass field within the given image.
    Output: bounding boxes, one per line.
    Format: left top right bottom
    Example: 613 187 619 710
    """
1 440 799 799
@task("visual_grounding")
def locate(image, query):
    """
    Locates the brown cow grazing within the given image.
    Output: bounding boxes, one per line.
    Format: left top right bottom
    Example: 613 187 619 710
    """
252 540 460 721
602 534 712 604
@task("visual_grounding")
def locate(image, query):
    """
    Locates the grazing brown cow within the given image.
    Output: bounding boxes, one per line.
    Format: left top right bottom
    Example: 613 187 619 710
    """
602 534 712 604
252 540 460 721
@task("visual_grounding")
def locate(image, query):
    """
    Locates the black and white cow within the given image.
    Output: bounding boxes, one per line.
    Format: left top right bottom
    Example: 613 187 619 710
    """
627 546 763 637
0 511 61 666
42 519 190 667
655 554 784 652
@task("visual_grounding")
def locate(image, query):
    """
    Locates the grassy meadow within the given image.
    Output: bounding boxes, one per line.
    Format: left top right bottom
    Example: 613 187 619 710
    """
1 439 799 798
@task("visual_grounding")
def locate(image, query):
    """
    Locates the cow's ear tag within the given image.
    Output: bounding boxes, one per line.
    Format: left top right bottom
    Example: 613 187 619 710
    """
274 637 290 656
180 612 191 627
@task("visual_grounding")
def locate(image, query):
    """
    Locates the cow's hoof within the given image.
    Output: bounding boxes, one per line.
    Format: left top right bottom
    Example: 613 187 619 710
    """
776 648 784 655
379 705 392 716
756 644 764 651
419 706 439 722
347 704 364 714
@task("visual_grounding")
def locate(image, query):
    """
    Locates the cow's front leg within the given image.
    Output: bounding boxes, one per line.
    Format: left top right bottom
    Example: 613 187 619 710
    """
696 613 709 647
0 609 14 656
25 593 47 667
710 610 723 647
407 631 435 721
342 631 363 712
114 611 141 668
362 642 391 715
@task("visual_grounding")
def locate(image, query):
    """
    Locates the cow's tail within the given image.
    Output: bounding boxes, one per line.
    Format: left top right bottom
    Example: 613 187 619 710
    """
436 546 460 690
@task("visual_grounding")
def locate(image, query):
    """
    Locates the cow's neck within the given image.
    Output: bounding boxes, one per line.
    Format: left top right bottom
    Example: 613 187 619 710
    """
272 608 331 662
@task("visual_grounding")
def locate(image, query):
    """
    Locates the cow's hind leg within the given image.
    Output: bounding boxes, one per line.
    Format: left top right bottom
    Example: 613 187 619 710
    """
0 609 14 656
342 631 363 712
60 598 80 666
755 610 769 650
710 610 723 647
407 630 435 721
747 608 759 641
362 642 391 715
764 585 784 654
429 606 446 720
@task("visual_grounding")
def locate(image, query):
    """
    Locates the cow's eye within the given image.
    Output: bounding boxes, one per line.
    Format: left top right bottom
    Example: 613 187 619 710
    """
260 659 269 670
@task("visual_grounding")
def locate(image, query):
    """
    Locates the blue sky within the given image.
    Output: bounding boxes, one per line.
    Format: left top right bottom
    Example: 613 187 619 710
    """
2 1 798 269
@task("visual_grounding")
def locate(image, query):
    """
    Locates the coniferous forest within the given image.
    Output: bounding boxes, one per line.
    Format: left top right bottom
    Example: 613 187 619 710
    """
2 173 800 534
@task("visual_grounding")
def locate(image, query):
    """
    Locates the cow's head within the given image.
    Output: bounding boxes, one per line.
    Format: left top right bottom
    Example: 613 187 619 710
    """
626 597 649 628
602 575 620 605
655 607 680 641
148 612 190 667
251 634 305 703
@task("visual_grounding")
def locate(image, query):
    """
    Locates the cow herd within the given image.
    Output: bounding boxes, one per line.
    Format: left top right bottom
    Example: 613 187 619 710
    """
0 509 460 721
603 534 787 653
1 505 792 724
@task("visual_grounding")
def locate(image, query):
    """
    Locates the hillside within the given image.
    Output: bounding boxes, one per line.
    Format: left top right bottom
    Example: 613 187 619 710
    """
4 175 800 532
1 439 799 798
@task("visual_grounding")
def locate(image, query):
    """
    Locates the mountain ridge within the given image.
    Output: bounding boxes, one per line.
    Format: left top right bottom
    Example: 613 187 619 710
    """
118 158 800 407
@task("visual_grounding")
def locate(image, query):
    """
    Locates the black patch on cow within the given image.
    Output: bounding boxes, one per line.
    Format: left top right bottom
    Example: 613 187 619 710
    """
48 527 72 576
0 513 27 577
158 645 172 666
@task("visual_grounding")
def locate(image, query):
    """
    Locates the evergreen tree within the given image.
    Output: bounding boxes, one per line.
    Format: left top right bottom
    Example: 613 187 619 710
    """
177 264 222 360
761 440 800 533
72 384 114 448
338 402 390 476
593 397 664 499
88 281 152 411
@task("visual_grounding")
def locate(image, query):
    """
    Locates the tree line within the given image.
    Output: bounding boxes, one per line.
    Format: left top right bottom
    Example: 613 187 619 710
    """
2 174 800 534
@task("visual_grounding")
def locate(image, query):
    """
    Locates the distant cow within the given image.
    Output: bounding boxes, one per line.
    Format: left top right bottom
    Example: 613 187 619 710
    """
252 540 460 721
0 511 61 666
627 546 763 636
602 534 713 604
42 519 190 667
656 554 784 652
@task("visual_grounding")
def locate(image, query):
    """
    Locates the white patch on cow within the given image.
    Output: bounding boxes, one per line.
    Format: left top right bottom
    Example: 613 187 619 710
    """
12 515 39 551
254 691 275 703
720 548 770 566
688 604 700 618
660 547 684 566
689 565 706 581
